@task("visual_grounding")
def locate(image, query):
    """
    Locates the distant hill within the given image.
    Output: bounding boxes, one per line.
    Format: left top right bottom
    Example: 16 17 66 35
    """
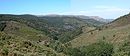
41 15 107 26
71 15 113 23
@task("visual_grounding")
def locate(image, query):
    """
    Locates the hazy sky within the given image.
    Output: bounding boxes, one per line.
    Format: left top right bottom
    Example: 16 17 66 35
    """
0 0 130 19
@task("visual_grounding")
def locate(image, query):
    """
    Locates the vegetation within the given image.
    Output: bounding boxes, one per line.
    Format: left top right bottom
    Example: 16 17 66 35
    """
81 41 114 56
58 27 83 43
113 35 130 56
0 32 57 56
63 41 113 56
0 13 130 56
0 14 87 42
0 21 6 31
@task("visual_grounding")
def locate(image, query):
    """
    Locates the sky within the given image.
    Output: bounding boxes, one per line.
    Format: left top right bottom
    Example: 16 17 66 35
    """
0 0 130 19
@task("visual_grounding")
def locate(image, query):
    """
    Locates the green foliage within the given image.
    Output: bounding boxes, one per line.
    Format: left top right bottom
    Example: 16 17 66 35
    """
113 35 130 56
58 27 83 43
0 21 6 31
82 19 105 27
61 41 114 56
0 14 109 56
63 47 85 56
49 41 64 53
0 32 58 56
2 47 9 55
0 14 85 43
81 41 114 56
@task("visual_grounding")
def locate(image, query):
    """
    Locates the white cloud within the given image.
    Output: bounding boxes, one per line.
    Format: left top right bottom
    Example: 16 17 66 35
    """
65 5 130 19
70 0 130 19
87 6 130 19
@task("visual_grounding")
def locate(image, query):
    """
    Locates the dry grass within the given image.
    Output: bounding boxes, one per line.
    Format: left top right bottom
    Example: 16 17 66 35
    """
70 24 130 48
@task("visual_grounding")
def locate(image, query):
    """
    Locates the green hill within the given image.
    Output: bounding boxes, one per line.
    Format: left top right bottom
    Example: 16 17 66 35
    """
3 21 49 41
0 21 66 56
70 13 130 46
0 14 119 56
68 13 130 56
0 14 105 43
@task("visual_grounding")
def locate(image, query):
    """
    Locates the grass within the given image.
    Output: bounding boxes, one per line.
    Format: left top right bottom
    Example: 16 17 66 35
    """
0 21 67 56
3 21 48 41
70 24 130 48
0 31 65 56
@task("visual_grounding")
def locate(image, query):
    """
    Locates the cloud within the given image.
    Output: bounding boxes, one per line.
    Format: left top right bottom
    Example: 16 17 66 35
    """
66 5 129 19
70 0 130 19
86 6 130 19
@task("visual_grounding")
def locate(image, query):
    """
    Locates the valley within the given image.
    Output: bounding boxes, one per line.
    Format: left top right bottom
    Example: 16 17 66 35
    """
0 13 130 56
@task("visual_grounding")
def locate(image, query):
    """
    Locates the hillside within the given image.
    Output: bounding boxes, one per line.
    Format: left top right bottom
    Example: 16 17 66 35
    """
70 24 130 47
68 13 130 56
3 21 49 41
0 21 66 56
70 13 130 46
0 14 106 56
0 14 105 43
1 13 128 56
106 13 130 28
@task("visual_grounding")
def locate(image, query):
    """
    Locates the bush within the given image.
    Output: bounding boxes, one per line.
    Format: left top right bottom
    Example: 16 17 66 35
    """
81 41 114 56
0 21 6 31
113 36 130 56
2 48 9 55
63 47 85 56
49 41 64 53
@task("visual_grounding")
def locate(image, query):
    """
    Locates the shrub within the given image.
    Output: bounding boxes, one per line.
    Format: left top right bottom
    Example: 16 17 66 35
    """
2 48 9 55
113 36 130 56
81 41 114 56
0 22 6 31
63 47 85 56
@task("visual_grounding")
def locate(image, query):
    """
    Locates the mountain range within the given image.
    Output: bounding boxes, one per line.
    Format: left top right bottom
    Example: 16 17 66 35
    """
0 13 130 56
